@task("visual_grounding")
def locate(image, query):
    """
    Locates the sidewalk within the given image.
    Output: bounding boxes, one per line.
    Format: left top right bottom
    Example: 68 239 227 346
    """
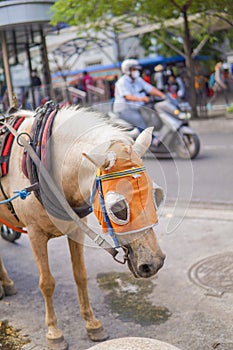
196 90 233 119
197 104 233 119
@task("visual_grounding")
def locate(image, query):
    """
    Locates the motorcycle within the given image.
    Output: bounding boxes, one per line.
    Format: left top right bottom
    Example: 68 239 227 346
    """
108 96 200 159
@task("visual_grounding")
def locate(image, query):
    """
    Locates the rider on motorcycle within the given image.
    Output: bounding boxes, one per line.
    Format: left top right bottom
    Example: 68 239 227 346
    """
113 59 165 146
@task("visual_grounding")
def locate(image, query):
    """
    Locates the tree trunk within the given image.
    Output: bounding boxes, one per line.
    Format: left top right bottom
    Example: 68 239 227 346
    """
182 10 198 118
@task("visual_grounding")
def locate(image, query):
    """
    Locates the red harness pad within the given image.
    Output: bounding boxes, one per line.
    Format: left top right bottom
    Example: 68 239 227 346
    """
1 117 25 177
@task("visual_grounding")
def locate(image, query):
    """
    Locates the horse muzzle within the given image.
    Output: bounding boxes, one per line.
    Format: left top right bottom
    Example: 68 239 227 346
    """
125 245 166 279
137 254 166 278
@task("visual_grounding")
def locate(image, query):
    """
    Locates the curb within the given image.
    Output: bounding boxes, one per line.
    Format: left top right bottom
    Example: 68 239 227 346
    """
162 201 233 222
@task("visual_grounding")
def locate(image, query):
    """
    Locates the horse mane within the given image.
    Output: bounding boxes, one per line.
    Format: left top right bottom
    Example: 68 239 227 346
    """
59 105 134 145
11 105 133 146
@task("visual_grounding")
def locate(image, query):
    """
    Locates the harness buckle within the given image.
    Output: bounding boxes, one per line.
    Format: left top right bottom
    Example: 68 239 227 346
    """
93 234 105 246
113 246 129 265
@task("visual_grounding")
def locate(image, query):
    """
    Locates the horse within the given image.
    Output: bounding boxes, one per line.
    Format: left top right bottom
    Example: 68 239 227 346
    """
0 103 165 350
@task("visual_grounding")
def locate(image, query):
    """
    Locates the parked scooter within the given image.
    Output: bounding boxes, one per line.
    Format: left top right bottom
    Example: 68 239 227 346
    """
108 96 200 159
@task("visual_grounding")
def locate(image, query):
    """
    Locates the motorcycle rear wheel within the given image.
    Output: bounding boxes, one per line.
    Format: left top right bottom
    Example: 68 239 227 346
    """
175 132 200 159
1 225 21 242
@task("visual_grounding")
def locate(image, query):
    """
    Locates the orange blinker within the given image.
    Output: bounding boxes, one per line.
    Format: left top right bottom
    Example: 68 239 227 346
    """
93 166 158 235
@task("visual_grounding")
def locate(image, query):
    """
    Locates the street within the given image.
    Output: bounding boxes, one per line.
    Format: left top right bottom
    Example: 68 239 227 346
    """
144 116 233 206
0 115 233 350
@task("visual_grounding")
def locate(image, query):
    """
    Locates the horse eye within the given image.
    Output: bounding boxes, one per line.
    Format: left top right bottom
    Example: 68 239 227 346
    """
105 192 130 225
111 200 128 221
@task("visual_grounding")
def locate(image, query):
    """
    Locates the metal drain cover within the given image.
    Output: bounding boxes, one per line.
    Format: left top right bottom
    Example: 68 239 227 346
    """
188 252 233 297
213 344 233 350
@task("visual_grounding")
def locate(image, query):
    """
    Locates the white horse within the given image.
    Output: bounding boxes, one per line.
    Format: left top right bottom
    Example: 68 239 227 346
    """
0 105 165 349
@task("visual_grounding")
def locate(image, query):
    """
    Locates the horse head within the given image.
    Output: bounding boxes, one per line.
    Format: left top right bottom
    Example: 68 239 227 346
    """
83 128 166 278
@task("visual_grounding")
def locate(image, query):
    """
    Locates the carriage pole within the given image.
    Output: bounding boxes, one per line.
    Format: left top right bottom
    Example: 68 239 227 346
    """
1 31 14 107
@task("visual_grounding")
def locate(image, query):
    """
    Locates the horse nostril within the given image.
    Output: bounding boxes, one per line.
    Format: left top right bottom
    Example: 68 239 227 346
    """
138 264 152 275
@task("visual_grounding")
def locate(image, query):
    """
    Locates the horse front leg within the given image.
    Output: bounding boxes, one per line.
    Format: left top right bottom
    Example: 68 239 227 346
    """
28 227 68 350
0 256 17 298
68 233 109 341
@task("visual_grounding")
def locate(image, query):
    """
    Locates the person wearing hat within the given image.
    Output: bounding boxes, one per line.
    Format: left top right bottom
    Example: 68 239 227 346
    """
154 64 165 92
113 59 165 147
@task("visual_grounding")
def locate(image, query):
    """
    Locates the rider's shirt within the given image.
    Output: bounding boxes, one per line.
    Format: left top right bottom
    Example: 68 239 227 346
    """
113 74 153 113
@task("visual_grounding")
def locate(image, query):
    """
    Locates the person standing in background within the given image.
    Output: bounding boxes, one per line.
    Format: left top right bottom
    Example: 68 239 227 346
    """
207 61 230 110
153 64 165 92
82 71 94 92
82 71 94 103
31 69 42 107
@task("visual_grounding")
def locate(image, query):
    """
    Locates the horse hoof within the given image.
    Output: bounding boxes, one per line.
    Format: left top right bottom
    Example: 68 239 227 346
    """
3 283 17 296
47 336 69 350
87 326 109 342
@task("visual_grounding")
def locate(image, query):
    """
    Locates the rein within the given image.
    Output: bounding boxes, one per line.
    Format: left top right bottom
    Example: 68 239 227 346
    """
0 117 128 264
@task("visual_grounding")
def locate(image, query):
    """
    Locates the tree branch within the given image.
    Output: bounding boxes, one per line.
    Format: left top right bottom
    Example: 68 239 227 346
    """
191 34 210 57
208 11 233 27
169 0 182 11
152 30 186 57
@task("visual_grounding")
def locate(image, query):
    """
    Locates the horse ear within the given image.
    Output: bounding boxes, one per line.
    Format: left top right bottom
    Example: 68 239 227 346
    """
133 127 153 157
82 151 116 169
82 152 106 168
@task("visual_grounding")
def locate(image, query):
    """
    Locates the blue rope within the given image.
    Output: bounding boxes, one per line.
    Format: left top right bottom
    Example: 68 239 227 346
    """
0 189 31 205
90 177 119 247
97 178 119 247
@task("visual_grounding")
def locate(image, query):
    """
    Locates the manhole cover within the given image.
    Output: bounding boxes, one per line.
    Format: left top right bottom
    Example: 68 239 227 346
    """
213 344 233 350
188 252 233 297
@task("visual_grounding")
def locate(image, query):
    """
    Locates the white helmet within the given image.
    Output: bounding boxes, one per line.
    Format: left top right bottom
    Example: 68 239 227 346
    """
121 59 141 75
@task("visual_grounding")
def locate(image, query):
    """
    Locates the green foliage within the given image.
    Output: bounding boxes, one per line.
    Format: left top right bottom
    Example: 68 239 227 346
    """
226 103 233 113
51 0 136 29
51 0 233 40
140 32 184 57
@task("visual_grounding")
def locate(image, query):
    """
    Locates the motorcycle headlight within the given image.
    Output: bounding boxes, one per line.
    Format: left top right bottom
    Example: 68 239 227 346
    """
179 112 187 120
